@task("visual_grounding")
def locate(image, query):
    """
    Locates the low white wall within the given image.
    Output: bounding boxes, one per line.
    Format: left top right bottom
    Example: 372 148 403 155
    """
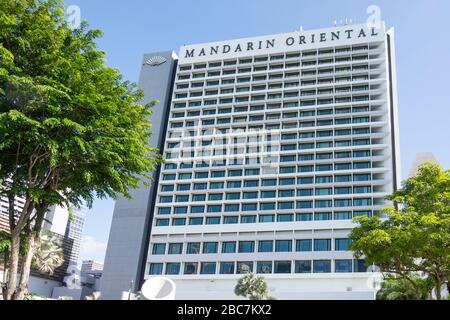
167 274 377 300
28 276 62 298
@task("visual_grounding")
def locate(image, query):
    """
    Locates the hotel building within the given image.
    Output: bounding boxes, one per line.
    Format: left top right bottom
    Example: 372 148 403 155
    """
101 22 400 300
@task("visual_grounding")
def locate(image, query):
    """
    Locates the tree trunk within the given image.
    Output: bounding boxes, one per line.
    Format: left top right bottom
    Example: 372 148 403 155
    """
435 280 442 300
4 233 20 300
13 233 36 300
13 204 46 301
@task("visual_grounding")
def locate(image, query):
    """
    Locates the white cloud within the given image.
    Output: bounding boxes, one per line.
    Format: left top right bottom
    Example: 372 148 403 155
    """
80 235 107 264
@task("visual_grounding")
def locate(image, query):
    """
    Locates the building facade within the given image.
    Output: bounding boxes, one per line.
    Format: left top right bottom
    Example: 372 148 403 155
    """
102 22 401 299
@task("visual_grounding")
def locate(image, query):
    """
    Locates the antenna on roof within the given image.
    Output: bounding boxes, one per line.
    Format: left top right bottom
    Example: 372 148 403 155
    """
296 25 304 32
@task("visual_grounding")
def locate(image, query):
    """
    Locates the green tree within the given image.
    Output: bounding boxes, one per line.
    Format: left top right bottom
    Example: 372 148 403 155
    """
376 274 433 300
0 0 162 299
234 273 275 300
32 230 64 275
350 162 450 300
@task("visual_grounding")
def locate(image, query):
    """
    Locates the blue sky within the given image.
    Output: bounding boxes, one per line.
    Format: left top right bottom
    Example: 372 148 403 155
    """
70 0 450 263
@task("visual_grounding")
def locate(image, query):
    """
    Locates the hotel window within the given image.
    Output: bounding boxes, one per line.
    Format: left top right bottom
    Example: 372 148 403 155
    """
334 199 352 207
203 242 218 254
158 207 171 215
314 239 331 251
152 243 166 255
335 239 352 251
186 242 201 254
155 219 169 226
177 184 190 191
149 263 163 275
274 261 291 274
172 218 186 226
224 216 239 224
222 242 236 254
242 203 258 211
257 262 273 274
184 262 198 275
335 211 352 220
279 189 294 197
220 262 235 275
189 217 203 225
335 175 351 182
225 204 239 212
258 240 273 253
354 198 372 206
313 260 332 273
168 243 183 255
354 162 371 169
159 196 173 203
260 203 276 211
295 260 312 273
335 260 353 273
354 186 371 194
227 181 242 188
297 201 313 209
353 174 371 182
259 214 275 223
237 262 253 274
296 213 313 221
241 215 256 224
277 214 294 222
275 240 292 252
335 163 351 170
207 205 222 213
354 259 367 272
239 241 255 253
315 188 332 196
208 193 223 201
175 195 189 203
192 194 205 202
335 188 352 196
315 212 332 221
296 239 312 252
279 178 295 186
200 262 216 275
174 207 188 214
191 206 205 214
244 180 259 187
206 217 221 225
166 263 181 275
210 182 224 189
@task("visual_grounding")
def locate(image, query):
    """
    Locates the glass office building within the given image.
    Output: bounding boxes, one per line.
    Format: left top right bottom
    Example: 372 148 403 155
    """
101 22 400 300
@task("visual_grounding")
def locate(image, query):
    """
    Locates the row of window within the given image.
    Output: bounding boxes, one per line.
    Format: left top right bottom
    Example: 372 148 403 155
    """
162 170 373 183
160 184 372 196
173 78 375 98
163 160 372 171
172 104 374 116
178 62 372 80
175 81 372 94
168 138 373 150
175 77 373 93
173 96 374 109
179 51 372 70
154 211 373 226
152 239 352 255
170 116 373 129
148 259 369 275
178 46 373 71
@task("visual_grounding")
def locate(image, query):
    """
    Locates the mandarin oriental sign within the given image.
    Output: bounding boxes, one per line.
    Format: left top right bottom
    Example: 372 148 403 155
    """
179 23 385 63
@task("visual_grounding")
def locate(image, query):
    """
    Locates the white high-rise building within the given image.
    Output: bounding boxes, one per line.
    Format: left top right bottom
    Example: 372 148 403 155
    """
102 22 401 300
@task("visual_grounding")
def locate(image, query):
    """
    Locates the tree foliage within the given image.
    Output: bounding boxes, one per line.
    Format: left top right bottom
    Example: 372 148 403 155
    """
350 162 450 299
0 0 163 299
234 273 275 300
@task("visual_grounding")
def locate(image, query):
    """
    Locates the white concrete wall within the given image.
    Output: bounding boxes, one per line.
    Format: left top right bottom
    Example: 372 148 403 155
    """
168 274 376 300
28 276 62 298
